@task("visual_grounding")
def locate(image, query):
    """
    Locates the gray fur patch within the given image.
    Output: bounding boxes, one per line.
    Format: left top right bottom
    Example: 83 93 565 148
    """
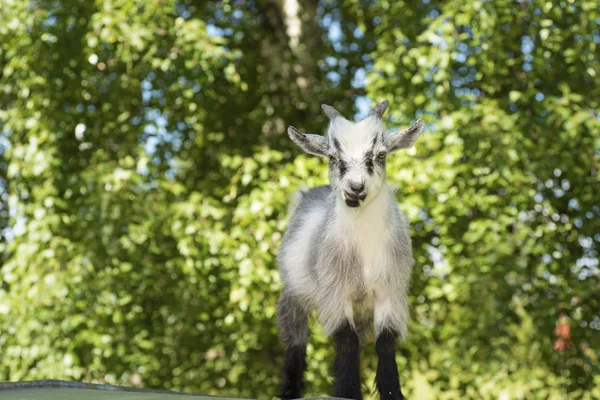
277 290 310 346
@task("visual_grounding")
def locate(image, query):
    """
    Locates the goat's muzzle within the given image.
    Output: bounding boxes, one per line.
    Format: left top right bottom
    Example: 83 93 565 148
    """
344 190 367 208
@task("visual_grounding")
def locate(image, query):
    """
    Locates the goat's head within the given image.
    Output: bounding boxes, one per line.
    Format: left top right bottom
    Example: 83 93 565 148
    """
288 100 424 208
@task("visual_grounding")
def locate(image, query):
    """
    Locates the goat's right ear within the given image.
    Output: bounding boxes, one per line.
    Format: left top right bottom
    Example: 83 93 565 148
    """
288 126 329 157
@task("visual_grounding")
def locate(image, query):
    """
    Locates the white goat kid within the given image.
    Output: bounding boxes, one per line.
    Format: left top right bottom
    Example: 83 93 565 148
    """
277 100 424 400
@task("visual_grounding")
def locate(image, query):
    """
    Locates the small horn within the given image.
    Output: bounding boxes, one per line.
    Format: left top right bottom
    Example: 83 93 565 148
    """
369 100 389 118
321 104 341 120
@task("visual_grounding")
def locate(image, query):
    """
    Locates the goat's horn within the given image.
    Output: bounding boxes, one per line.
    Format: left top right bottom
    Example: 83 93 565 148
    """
321 104 341 120
369 100 389 118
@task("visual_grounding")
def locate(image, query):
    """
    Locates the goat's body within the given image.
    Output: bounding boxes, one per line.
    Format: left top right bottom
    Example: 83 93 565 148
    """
278 184 413 340
278 100 423 400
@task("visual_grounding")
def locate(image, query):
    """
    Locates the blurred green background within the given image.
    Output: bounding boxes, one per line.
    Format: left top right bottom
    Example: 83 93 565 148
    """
0 0 599 399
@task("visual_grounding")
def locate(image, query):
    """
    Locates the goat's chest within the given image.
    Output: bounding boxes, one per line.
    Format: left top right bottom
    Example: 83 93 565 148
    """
354 222 391 287
338 208 393 291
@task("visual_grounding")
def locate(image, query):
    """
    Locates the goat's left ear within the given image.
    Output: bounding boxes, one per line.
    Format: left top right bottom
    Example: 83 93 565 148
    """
288 126 329 157
387 119 425 152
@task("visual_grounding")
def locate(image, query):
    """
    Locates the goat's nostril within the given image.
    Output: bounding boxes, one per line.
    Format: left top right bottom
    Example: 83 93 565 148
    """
349 182 365 193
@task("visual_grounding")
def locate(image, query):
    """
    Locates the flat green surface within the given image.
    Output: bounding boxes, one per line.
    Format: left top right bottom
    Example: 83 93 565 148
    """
1 388 239 400
0 381 336 400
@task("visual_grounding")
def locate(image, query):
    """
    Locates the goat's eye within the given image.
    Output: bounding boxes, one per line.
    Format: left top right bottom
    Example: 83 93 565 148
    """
376 152 387 160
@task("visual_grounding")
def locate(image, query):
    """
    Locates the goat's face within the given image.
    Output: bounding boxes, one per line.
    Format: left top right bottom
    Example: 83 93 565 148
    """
288 100 425 208
326 117 388 207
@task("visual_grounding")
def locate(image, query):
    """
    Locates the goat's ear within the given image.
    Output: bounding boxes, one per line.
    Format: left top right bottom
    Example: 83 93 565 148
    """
288 126 329 157
387 119 425 152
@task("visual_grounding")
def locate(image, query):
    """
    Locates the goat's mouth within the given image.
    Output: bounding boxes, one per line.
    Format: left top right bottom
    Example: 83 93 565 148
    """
345 199 360 207
343 191 367 208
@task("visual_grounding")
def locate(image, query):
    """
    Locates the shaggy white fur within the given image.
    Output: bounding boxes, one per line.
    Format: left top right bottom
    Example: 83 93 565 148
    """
279 102 424 340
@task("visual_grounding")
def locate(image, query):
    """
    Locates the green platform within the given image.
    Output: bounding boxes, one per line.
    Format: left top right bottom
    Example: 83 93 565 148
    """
0 380 339 400
0 380 242 400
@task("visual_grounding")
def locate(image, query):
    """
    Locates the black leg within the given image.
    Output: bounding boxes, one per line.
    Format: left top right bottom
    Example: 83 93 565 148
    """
278 291 309 399
279 345 307 399
333 321 362 400
375 329 404 400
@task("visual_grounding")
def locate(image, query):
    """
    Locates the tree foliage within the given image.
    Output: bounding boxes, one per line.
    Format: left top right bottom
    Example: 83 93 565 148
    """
0 0 598 399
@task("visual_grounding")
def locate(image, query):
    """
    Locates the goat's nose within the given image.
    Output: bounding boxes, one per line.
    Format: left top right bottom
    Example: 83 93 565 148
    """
349 182 365 193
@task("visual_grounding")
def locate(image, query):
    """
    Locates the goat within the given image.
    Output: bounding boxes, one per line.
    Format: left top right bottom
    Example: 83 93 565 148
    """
276 99 424 400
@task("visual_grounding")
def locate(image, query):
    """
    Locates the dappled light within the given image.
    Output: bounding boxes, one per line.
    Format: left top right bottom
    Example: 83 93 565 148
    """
0 0 598 399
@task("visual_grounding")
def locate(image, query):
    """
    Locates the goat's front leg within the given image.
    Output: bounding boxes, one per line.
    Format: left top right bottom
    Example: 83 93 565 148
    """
333 320 362 400
375 329 403 400
374 294 408 400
